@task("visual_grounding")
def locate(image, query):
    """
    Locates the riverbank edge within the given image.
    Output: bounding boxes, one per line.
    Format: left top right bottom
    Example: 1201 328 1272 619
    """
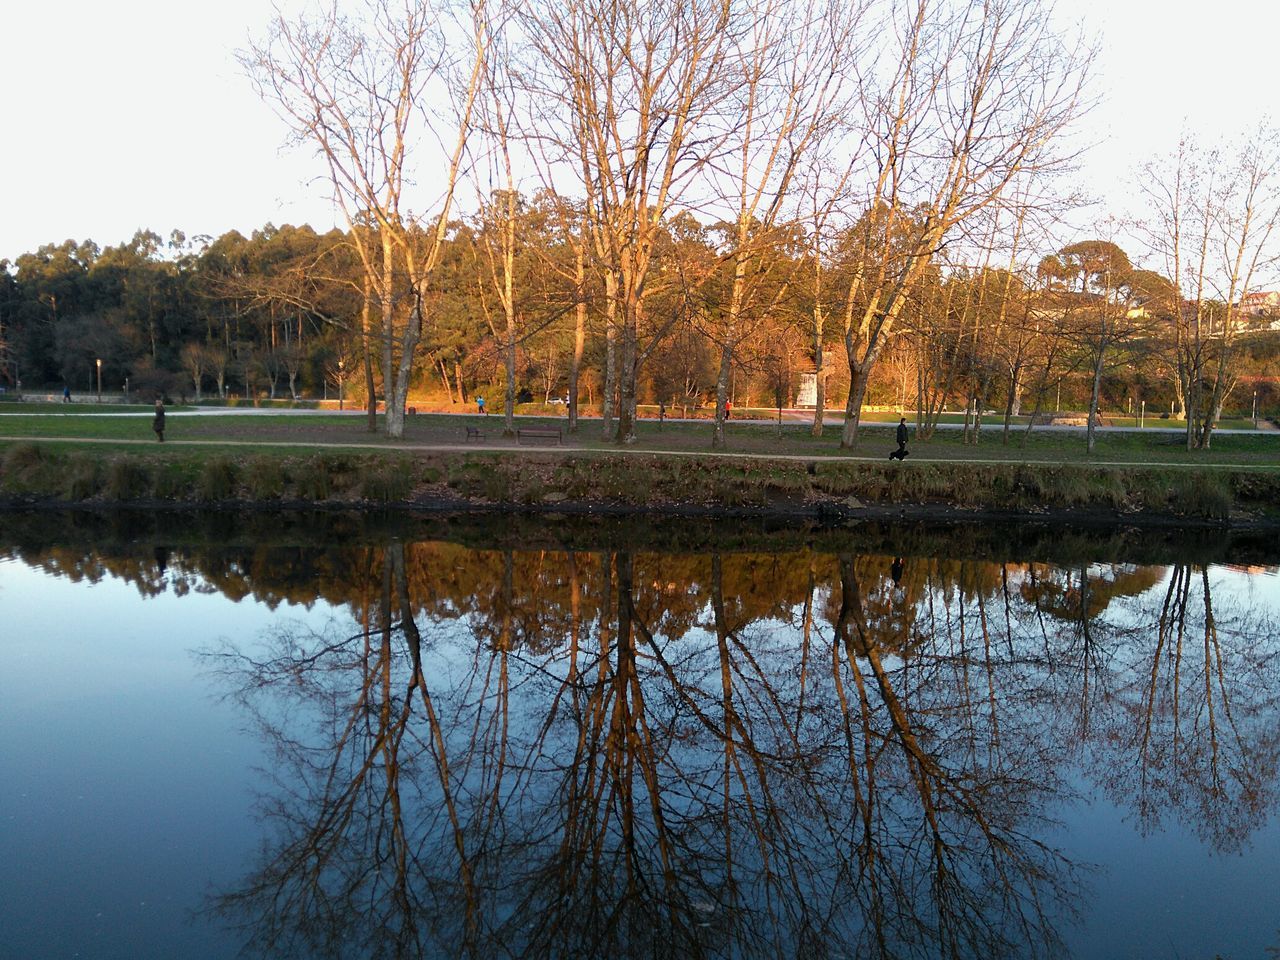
2 442 1278 529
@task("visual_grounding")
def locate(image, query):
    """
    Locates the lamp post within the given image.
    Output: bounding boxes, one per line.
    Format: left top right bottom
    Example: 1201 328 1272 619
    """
95 358 102 403
338 358 345 411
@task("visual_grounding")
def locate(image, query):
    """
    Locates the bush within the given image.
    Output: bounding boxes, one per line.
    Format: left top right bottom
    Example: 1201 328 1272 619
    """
104 459 151 500
357 459 413 502
197 457 239 501
243 457 286 499
151 463 189 500
64 458 101 500
2 442 44 474
294 456 332 500
1171 472 1232 520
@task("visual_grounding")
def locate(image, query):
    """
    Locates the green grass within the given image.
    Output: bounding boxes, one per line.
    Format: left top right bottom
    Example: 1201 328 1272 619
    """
0 406 1276 470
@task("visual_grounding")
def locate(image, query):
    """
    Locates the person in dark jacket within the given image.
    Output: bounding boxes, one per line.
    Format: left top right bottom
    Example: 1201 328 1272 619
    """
890 417 909 460
152 399 166 442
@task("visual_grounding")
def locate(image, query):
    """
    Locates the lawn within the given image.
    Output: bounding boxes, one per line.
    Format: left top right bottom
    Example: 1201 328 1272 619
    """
0 405 1277 468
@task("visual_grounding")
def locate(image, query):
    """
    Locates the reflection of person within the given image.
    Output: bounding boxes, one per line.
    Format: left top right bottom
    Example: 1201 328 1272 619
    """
891 556 903 586
476 395 486 416
152 399 166 442
890 417 909 460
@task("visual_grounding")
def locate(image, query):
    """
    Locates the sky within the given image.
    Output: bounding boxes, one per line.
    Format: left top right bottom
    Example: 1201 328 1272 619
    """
1 0 1277 265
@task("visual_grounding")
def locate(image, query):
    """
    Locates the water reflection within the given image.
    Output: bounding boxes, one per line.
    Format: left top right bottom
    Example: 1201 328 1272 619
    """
3 514 1278 958
181 537 1278 959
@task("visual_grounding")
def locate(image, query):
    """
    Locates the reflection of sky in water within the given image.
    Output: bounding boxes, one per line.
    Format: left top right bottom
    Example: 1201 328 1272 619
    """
0 556 341 960
2 549 1279 959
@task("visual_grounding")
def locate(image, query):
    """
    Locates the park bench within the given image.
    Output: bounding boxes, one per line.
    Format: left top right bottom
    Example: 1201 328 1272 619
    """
465 426 486 441
517 427 562 445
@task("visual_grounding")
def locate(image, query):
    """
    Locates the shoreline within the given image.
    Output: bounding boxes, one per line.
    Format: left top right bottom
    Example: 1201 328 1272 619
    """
2 443 1278 529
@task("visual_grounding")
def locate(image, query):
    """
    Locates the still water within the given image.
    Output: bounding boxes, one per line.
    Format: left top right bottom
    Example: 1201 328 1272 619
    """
1 512 1278 960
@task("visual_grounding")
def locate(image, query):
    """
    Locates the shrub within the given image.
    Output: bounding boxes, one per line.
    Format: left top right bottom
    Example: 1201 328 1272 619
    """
64 458 101 500
151 463 189 500
197 457 239 501
243 457 286 499
357 459 412 502
2 442 44 473
1171 472 1232 520
104 459 151 500
294 456 332 500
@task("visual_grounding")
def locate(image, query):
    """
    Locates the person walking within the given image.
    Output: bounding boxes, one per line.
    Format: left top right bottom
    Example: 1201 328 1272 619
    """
62 385 70 403
152 399 166 442
476 394 486 416
891 417 909 460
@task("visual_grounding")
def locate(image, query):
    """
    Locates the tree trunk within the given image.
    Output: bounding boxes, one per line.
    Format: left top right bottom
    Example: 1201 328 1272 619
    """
600 274 618 442
810 322 825 438
569 247 586 434
713 342 732 448
616 292 638 445
840 363 872 448
1002 362 1022 445
503 324 517 438
436 356 456 404
1086 350 1105 456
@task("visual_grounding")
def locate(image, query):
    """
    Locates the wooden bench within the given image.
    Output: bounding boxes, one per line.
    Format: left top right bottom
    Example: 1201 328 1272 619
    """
517 427 562 445
465 426 486 441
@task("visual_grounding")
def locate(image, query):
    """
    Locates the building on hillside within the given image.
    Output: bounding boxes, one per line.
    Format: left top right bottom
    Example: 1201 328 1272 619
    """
1239 291 1280 316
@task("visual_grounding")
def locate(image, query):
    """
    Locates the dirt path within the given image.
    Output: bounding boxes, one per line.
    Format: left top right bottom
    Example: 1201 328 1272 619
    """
4 433 1279 472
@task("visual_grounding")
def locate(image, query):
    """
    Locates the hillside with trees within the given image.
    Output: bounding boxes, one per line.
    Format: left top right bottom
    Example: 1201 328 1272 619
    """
2 0 1277 453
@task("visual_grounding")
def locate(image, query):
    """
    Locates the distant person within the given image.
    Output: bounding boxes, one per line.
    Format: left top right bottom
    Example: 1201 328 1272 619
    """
152 399 166 442
890 556 903 587
725 400 732 420
63 385 70 403
476 394 486 416
889 417 910 461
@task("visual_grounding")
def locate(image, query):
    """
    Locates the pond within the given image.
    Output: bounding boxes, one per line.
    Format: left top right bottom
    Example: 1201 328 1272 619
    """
1 512 1278 960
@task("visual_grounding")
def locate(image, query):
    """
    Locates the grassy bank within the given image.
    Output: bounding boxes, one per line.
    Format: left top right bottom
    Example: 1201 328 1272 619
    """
2 442 1277 525
2 406 1279 466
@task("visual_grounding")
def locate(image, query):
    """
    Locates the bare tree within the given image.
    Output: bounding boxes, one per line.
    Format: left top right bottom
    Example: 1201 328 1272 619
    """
698 0 863 448
243 0 489 438
835 0 1091 448
523 0 741 444
1140 129 1280 449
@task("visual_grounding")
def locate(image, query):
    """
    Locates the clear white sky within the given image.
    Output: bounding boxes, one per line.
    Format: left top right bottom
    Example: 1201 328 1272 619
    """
1 0 1276 264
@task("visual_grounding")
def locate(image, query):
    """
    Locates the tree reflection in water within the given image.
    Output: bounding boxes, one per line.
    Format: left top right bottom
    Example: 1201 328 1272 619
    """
194 541 1280 959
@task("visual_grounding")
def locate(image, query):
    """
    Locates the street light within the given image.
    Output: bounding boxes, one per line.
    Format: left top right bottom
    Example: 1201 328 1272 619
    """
338 358 346 411
96 358 102 403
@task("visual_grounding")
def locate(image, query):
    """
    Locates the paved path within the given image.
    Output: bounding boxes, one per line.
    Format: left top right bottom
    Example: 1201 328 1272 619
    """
2 405 1273 435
